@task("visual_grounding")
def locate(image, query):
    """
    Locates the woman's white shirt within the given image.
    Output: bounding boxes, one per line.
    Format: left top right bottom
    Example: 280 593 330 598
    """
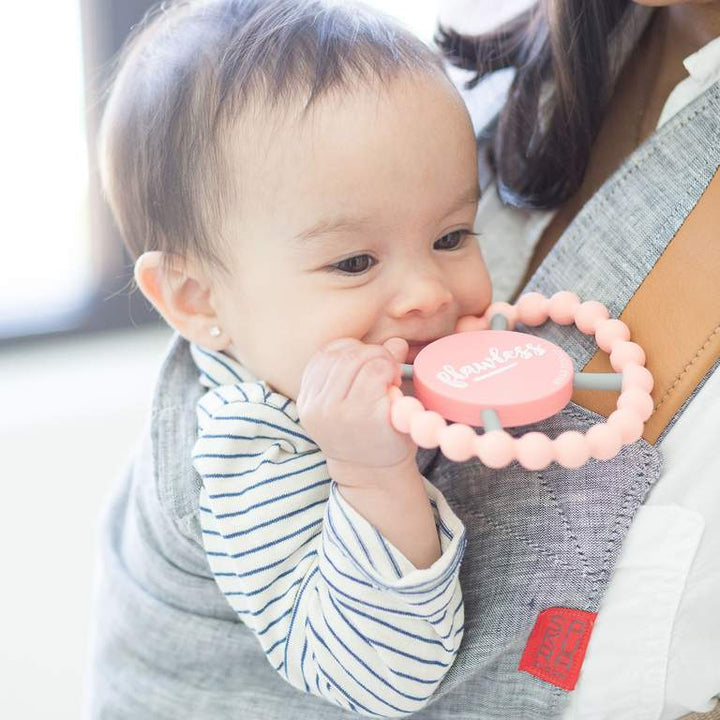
462 34 720 720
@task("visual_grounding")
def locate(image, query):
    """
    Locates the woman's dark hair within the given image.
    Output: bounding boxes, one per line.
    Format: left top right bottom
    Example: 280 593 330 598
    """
437 0 633 209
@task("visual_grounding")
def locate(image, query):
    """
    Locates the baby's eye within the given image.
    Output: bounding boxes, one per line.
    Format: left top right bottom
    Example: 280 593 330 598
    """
328 254 377 275
434 230 474 251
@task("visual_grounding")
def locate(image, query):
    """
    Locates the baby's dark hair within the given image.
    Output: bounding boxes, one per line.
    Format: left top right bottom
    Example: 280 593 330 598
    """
100 0 443 278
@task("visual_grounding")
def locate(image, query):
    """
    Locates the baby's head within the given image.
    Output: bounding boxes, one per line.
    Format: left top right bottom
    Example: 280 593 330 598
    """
101 0 491 400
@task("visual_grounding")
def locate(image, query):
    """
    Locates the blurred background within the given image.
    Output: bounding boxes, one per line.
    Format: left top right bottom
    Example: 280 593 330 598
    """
0 0 525 717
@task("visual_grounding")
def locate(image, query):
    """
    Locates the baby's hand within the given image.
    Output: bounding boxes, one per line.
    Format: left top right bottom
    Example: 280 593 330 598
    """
297 337 415 471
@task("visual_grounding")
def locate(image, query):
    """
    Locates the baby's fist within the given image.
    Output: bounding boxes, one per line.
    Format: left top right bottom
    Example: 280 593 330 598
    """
297 338 415 470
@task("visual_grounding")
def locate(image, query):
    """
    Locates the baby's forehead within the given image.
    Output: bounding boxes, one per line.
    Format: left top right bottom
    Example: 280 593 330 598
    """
216 71 478 244
206 54 450 229
220 69 456 178
223 67 457 164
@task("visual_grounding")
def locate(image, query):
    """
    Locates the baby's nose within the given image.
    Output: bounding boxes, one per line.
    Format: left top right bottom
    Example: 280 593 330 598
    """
388 273 453 318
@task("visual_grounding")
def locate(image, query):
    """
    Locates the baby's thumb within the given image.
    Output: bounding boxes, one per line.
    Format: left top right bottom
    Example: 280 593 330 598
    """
381 337 408 390
382 337 409 368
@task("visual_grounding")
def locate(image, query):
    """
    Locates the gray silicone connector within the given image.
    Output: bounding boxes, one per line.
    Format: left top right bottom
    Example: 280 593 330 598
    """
481 408 502 431
572 372 623 390
490 314 510 331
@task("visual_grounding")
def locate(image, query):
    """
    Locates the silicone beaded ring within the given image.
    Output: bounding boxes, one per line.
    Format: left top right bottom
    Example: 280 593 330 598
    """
389 291 654 470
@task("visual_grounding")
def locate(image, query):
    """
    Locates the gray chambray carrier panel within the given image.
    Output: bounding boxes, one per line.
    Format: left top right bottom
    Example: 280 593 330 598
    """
85 83 720 720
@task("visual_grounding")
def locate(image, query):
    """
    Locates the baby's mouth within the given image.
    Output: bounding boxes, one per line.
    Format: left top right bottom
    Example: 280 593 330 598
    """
405 337 447 364
376 335 449 365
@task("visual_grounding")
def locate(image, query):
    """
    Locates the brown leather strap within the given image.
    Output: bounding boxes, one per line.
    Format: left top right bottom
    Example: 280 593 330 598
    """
679 702 720 720
572 167 720 443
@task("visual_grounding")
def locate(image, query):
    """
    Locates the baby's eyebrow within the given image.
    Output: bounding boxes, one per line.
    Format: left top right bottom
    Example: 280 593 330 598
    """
293 184 482 244
446 184 482 215
294 216 374 244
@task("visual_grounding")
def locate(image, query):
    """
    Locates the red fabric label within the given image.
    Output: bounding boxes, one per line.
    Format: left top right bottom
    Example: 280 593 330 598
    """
518 607 597 691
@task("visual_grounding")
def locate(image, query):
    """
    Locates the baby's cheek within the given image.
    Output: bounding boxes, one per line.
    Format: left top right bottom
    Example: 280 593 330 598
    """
461 257 493 312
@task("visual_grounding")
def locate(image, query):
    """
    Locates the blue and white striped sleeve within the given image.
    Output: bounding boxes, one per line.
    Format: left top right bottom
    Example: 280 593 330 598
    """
193 382 466 718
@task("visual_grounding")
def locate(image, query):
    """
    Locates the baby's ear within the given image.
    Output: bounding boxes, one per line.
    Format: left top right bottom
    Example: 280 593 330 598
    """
134 251 227 349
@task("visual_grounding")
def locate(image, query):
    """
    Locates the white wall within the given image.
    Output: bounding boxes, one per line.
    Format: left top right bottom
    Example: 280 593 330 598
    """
0 324 172 719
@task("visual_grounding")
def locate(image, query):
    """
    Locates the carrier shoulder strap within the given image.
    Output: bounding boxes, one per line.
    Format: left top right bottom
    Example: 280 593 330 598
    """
572 165 720 443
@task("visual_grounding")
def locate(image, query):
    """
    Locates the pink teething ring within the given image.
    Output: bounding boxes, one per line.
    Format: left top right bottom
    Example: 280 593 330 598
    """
389 291 654 470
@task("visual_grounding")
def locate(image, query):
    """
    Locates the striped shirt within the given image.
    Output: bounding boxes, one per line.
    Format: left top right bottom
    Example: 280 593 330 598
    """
190 343 467 717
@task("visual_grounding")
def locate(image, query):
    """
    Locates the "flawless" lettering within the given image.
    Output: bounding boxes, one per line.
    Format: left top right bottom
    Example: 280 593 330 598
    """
436 344 547 388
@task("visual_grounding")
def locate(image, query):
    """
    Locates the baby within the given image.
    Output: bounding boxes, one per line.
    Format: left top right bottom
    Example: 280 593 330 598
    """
99 0 492 715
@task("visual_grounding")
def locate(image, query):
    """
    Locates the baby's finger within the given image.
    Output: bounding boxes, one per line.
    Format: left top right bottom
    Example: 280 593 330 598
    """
321 337 363 354
299 338 363 399
383 337 409 365
345 353 398 404
297 348 345 408
382 337 408 387
321 344 392 403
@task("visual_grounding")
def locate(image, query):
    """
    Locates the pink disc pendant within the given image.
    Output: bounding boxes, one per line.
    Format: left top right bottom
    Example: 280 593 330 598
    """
412 330 574 427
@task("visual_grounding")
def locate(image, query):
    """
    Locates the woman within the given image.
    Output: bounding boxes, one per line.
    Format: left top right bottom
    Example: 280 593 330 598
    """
433 1 720 718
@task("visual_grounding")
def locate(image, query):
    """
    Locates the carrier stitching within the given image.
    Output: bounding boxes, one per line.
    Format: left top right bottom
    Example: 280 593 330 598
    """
536 474 591 579
605 88 719 198
654 325 720 411
469 510 578 575
590 446 658 601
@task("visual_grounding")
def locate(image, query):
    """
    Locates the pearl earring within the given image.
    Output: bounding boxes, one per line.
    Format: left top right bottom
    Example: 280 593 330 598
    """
209 325 222 337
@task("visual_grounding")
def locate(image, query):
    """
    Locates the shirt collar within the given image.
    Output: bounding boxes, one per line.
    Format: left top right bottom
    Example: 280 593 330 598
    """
683 36 720 84
189 342 264 390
